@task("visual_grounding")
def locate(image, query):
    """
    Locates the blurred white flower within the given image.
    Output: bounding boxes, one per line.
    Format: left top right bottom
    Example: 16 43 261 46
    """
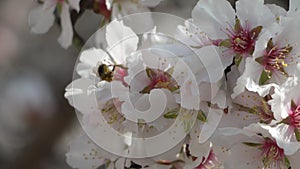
0 71 56 158
0 26 19 66
28 0 81 48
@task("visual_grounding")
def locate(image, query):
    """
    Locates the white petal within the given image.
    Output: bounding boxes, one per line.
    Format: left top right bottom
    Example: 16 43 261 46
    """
65 78 97 114
66 134 112 169
191 0 235 39
232 58 263 98
246 80 274 97
115 158 126 169
111 2 153 33
227 143 263 169
269 84 290 120
196 46 226 83
179 76 200 110
175 21 211 48
58 3 73 49
68 0 81 12
289 150 300 168
105 0 113 10
79 48 107 68
199 108 223 143
266 4 287 18
189 140 211 158
264 124 300 155
236 0 275 28
106 20 138 64
93 81 113 103
211 89 227 109
28 5 55 34
111 81 129 101
139 0 162 7
76 63 93 78
289 0 300 13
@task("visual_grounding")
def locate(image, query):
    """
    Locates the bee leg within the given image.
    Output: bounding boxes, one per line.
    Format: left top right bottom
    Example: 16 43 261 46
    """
112 65 116 71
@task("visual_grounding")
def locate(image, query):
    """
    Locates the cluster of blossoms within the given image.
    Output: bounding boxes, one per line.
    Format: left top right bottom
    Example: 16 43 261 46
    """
28 0 162 49
64 0 300 169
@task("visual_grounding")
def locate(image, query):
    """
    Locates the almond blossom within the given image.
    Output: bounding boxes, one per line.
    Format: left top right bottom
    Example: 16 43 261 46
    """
178 0 276 71
232 14 300 98
28 0 81 48
225 124 300 169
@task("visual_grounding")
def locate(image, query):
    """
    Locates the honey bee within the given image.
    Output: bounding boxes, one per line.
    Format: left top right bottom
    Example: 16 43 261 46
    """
97 64 114 82
97 64 127 82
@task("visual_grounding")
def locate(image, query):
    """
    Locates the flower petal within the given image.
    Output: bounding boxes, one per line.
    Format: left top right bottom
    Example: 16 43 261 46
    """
199 108 223 143
66 134 114 169
28 5 55 34
58 2 73 49
139 0 162 8
289 0 300 14
65 78 97 114
263 124 300 155
191 0 235 39
68 0 81 12
227 143 263 169
79 48 107 68
106 20 138 64
196 46 226 83
236 0 275 28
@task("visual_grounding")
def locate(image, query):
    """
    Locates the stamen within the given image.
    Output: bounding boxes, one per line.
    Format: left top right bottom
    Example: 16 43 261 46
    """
256 39 293 84
260 138 287 168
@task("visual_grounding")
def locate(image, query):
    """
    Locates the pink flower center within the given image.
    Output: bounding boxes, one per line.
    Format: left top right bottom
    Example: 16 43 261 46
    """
230 30 254 54
289 105 300 131
113 67 128 86
256 39 292 77
195 150 219 169
220 19 262 56
261 138 286 168
140 68 179 94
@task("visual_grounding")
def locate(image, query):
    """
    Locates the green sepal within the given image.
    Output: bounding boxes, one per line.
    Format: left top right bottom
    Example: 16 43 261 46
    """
137 119 146 125
243 142 262 147
56 3 63 14
163 108 179 119
250 26 263 40
284 156 291 168
140 85 152 94
248 107 258 115
259 70 272 85
234 18 242 31
255 56 264 65
197 110 207 122
291 100 297 110
219 39 232 48
278 66 289 77
266 38 274 51
294 128 300 142
166 66 175 75
146 67 156 79
234 55 243 67
190 45 203 49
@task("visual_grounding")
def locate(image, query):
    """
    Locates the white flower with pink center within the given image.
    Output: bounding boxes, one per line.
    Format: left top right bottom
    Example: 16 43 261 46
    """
177 0 276 70
28 0 81 48
259 65 300 156
232 14 300 98
222 123 300 169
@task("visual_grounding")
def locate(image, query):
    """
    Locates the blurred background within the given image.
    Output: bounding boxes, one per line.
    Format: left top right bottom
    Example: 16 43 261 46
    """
0 0 288 169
